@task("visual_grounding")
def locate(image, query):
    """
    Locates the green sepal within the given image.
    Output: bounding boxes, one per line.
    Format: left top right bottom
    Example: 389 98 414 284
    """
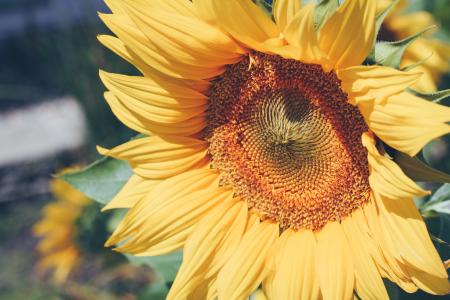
59 156 132 205
407 88 450 104
313 0 339 31
367 26 435 69
393 151 450 183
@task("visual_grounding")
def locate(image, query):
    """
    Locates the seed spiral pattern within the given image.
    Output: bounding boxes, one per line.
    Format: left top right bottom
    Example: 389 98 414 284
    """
205 52 371 230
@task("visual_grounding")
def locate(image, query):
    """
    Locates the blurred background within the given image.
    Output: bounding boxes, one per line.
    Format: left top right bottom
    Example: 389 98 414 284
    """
0 0 449 299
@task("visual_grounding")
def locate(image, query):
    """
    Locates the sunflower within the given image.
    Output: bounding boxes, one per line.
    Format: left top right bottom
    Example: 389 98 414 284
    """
33 171 91 283
97 0 450 299
377 0 450 92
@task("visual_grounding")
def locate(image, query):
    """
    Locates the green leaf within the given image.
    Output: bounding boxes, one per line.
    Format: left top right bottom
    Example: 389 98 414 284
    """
425 200 450 215
60 157 132 205
314 0 339 31
429 183 450 203
393 151 450 183
407 88 450 104
126 251 183 283
368 26 435 69
421 184 450 217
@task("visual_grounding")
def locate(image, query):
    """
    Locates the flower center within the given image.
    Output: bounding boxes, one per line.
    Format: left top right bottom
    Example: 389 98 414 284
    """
205 52 371 231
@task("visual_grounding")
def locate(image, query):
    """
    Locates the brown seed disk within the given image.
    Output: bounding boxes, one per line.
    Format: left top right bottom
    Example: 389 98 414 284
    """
204 52 371 231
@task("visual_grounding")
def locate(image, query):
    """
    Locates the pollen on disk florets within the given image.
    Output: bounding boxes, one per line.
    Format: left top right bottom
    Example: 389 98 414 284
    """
205 52 371 231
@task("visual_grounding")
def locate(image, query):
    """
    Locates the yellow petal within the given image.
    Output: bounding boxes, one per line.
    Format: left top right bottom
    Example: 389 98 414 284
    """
116 188 231 256
107 89 205 124
192 0 216 24
403 60 437 93
106 0 198 17
342 209 389 300
98 136 206 162
140 0 198 19
106 169 223 255
97 36 210 93
363 199 420 293
319 0 376 68
102 174 160 211
339 65 421 105
97 135 208 179
211 0 279 52
99 13 225 80
200 202 255 280
361 132 428 199
97 35 151 75
273 0 301 32
104 92 206 136
409 268 450 295
359 92 450 156
179 200 251 300
374 192 448 279
120 1 244 64
168 200 245 300
315 221 354 300
99 71 208 110
283 4 328 64
186 277 218 300
104 0 128 15
264 229 319 300
216 221 279 300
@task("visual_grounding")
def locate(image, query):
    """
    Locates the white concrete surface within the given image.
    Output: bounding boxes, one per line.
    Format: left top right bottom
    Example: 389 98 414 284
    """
0 97 87 166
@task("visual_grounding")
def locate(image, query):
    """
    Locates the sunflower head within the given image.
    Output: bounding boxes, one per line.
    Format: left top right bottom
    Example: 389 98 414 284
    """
97 0 450 299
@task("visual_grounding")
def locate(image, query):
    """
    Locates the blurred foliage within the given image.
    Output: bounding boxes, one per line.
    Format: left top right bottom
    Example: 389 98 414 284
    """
0 0 50 11
0 0 136 150
75 202 115 253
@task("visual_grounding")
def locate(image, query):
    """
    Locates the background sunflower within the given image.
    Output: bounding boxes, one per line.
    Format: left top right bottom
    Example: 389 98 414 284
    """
33 170 91 283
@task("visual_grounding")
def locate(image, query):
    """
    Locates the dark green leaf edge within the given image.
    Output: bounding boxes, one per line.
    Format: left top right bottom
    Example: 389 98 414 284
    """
407 88 450 104
394 151 450 183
